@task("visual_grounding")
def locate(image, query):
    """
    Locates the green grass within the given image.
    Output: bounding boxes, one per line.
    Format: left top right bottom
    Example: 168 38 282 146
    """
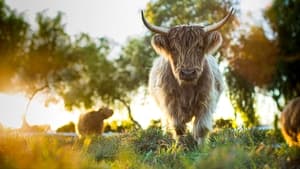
0 127 299 169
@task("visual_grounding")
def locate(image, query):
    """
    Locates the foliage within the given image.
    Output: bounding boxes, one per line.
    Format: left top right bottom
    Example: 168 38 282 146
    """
56 122 75 133
20 12 71 95
0 0 142 127
227 27 278 88
55 34 118 109
226 0 300 121
103 120 136 133
129 127 174 153
1 128 299 169
225 68 258 127
224 25 280 126
148 119 162 130
117 36 157 90
213 118 236 129
82 136 122 162
145 0 235 28
265 0 300 110
266 0 300 55
0 0 29 92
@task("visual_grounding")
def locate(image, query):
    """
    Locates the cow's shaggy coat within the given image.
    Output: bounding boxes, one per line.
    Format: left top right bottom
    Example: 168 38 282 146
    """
280 97 300 147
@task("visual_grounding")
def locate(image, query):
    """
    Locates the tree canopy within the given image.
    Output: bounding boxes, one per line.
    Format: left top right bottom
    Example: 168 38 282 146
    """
265 0 300 110
0 0 29 92
0 1 143 127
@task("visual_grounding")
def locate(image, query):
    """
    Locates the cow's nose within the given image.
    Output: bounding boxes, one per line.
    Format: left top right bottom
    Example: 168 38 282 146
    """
179 68 196 80
181 69 196 75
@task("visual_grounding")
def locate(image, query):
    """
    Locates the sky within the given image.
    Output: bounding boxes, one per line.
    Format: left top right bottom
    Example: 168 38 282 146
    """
6 0 149 44
5 0 272 43
0 0 276 130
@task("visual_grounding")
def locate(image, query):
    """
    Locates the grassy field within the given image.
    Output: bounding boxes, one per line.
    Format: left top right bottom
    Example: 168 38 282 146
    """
0 127 299 169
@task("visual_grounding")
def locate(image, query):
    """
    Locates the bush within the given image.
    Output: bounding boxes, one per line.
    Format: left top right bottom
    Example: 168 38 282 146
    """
56 122 75 133
213 118 236 129
104 120 135 133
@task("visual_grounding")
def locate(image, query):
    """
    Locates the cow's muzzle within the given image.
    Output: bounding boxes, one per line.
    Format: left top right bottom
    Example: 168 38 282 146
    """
179 68 197 81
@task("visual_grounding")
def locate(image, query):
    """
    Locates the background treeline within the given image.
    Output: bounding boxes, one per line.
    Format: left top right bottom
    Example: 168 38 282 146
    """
1 0 300 127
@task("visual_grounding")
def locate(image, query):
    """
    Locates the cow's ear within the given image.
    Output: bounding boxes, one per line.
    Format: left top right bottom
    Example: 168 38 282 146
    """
151 34 170 58
205 31 223 55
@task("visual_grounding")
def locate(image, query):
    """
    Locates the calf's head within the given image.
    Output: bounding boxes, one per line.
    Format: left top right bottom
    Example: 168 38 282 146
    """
142 9 234 85
97 107 114 119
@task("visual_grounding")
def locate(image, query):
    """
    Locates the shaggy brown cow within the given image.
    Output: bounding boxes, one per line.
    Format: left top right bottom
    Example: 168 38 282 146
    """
280 97 300 147
76 107 113 137
142 8 234 144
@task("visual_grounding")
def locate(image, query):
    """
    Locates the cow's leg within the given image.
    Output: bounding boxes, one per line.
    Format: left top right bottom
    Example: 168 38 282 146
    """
192 112 213 144
173 120 186 136
168 116 186 141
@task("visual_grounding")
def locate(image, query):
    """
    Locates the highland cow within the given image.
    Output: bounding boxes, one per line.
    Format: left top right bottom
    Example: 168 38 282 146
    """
76 107 113 137
142 8 234 144
280 97 300 147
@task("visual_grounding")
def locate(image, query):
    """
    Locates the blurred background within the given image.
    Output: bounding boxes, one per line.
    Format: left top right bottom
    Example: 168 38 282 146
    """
0 0 299 132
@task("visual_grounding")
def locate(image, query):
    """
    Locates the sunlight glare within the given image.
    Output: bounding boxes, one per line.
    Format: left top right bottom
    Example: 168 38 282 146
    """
0 93 26 128
0 93 78 130
131 95 162 129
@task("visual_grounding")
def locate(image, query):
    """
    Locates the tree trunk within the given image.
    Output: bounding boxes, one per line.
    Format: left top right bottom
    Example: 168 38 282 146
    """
116 98 142 129
22 86 47 129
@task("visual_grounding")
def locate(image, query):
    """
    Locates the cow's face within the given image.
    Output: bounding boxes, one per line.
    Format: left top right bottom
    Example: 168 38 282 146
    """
141 8 234 85
151 26 222 85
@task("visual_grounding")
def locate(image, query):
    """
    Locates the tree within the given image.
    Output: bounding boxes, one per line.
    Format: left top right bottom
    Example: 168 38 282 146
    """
265 0 300 110
109 37 157 129
224 0 300 127
225 68 258 127
55 34 115 109
117 36 157 88
227 27 278 88
224 26 278 127
17 12 73 127
227 0 300 122
0 1 142 128
0 0 29 92
52 33 142 128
